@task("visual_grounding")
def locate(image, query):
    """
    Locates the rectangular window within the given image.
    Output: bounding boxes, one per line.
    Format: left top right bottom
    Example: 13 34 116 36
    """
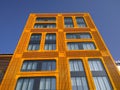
15 77 56 90
27 34 41 50
64 17 74 28
67 42 96 50
69 60 89 90
36 17 56 22
44 33 56 50
21 60 56 71
76 17 87 27
66 33 91 39
88 59 112 90
34 23 56 28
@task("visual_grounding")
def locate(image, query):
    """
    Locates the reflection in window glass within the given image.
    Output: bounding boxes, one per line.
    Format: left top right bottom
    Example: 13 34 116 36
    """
44 33 56 50
69 60 89 90
34 23 56 28
88 59 112 90
64 17 74 28
27 34 41 50
36 17 56 22
66 33 91 39
15 77 56 90
67 42 96 50
21 60 56 71
76 17 87 27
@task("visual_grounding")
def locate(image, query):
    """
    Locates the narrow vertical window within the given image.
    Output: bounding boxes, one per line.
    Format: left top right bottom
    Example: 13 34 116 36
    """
76 17 87 27
69 59 89 90
88 59 112 90
44 33 56 50
27 34 41 50
15 77 56 90
64 17 74 28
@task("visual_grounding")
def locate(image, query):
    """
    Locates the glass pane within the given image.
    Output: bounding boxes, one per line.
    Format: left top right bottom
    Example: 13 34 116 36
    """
15 79 23 90
73 61 79 71
93 77 100 90
22 79 29 90
45 78 50 90
88 61 94 71
27 62 33 71
45 44 49 50
83 43 87 50
76 77 82 90
103 77 112 90
97 60 103 71
47 62 52 70
51 61 56 70
78 61 84 71
22 62 28 71
41 62 47 70
69 61 74 71
39 78 45 89
71 77 77 90
49 44 53 50
81 77 88 90
27 79 34 90
32 62 37 70
93 61 99 71
97 77 106 90
51 78 56 90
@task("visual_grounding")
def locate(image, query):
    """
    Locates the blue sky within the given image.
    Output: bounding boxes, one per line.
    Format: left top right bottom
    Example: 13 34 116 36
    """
0 0 120 60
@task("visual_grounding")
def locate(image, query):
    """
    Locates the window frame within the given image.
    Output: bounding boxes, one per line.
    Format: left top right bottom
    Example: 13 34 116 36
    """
64 17 74 28
44 33 57 50
15 76 56 90
67 42 97 50
20 59 56 72
68 59 89 90
27 33 42 51
75 17 87 28
88 58 113 90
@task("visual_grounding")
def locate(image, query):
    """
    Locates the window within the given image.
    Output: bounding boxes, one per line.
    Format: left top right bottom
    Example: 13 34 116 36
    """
64 17 74 28
21 60 56 71
69 60 89 90
66 33 91 39
15 77 56 90
88 59 112 90
34 23 56 28
67 42 96 50
76 17 87 27
27 34 41 50
36 17 56 22
44 33 56 50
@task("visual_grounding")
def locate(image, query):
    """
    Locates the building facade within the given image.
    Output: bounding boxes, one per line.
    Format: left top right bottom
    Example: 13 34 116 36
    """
0 54 12 84
0 13 120 90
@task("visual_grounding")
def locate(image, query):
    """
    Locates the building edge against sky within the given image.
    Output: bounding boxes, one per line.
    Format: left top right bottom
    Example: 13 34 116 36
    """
0 13 120 90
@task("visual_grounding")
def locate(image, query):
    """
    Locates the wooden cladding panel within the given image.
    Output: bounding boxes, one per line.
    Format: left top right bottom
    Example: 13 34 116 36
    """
58 57 71 90
22 52 58 58
92 31 107 51
85 15 95 29
103 56 120 89
15 32 29 54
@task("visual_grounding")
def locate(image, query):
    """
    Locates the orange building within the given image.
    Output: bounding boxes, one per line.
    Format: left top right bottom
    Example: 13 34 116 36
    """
0 13 120 90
